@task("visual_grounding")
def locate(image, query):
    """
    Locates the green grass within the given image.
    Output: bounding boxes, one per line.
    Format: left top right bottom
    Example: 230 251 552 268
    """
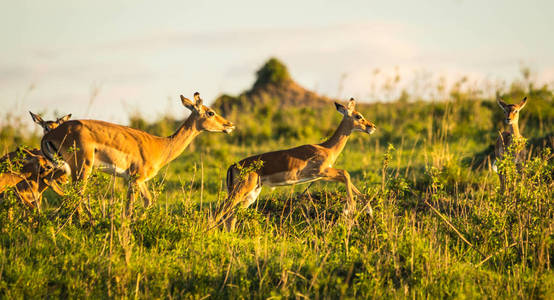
0 86 553 298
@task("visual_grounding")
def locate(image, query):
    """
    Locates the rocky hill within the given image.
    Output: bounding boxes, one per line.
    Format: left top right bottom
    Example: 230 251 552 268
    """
213 58 334 114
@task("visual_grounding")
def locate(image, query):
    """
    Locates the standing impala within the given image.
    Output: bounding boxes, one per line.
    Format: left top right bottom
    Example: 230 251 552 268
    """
494 96 528 194
40 92 235 213
214 98 376 228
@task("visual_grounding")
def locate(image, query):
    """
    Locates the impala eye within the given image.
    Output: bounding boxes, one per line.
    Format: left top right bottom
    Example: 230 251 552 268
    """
207 111 215 117
355 114 362 120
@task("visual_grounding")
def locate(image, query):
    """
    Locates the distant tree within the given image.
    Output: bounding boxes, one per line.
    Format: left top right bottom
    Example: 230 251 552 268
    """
253 57 291 88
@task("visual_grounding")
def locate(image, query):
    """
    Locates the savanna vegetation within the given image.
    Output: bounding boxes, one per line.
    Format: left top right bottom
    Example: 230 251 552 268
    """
0 59 553 298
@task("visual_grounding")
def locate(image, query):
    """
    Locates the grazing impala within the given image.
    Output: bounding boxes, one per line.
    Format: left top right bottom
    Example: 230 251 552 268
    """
0 148 67 208
494 96 528 194
0 113 71 208
40 92 235 214
214 98 376 228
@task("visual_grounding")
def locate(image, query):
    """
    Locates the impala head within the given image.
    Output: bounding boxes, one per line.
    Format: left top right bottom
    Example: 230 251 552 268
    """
15 152 68 206
29 112 72 134
335 98 376 134
26 151 68 184
180 92 235 134
497 96 527 125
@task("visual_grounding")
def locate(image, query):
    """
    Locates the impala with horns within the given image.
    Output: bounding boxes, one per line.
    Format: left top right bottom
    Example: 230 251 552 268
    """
0 113 71 208
40 92 235 214
493 96 528 194
213 98 376 229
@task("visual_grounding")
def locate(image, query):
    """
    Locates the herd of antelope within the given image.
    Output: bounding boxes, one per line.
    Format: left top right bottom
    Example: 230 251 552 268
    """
0 92 529 229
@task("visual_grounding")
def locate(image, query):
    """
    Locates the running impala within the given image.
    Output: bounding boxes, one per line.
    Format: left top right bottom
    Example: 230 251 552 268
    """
214 98 376 228
494 96 528 194
40 92 235 214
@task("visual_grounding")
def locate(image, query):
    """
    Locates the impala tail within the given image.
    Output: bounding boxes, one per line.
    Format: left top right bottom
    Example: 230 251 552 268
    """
226 163 238 195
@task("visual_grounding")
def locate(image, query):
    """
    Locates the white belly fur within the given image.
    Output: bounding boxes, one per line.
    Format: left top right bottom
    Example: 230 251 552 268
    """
264 176 322 187
95 159 128 178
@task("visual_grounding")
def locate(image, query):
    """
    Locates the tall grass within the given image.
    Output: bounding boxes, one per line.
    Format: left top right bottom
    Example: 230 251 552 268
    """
0 79 552 298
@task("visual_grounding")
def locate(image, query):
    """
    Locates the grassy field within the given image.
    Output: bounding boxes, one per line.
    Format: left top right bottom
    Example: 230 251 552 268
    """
0 70 553 298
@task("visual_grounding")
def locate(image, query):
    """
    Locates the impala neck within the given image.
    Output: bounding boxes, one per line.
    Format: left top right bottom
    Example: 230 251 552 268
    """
162 114 201 164
320 118 353 155
508 119 521 137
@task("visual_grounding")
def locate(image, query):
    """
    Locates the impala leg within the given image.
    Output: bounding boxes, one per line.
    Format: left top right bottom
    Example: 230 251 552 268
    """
66 146 94 195
226 182 262 231
37 177 57 210
137 181 152 208
73 158 94 219
351 184 363 196
124 179 139 218
64 145 96 219
214 172 260 230
349 183 370 214
47 178 66 197
28 180 42 210
16 193 36 209
14 180 37 210
42 168 68 197
320 168 368 215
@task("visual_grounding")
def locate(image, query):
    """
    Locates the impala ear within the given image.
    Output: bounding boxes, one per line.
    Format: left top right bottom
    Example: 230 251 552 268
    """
29 111 44 125
193 92 203 109
57 114 72 123
518 97 528 109
496 96 508 112
181 95 198 112
335 102 349 116
347 98 356 112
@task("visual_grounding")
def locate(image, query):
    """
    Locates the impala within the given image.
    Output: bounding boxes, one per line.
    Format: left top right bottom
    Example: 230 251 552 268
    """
0 148 66 208
40 92 235 214
494 96 527 194
0 113 71 208
213 98 376 229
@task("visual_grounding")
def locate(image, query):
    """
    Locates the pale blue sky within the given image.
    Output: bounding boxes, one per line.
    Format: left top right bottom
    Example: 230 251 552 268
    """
1 0 553 126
